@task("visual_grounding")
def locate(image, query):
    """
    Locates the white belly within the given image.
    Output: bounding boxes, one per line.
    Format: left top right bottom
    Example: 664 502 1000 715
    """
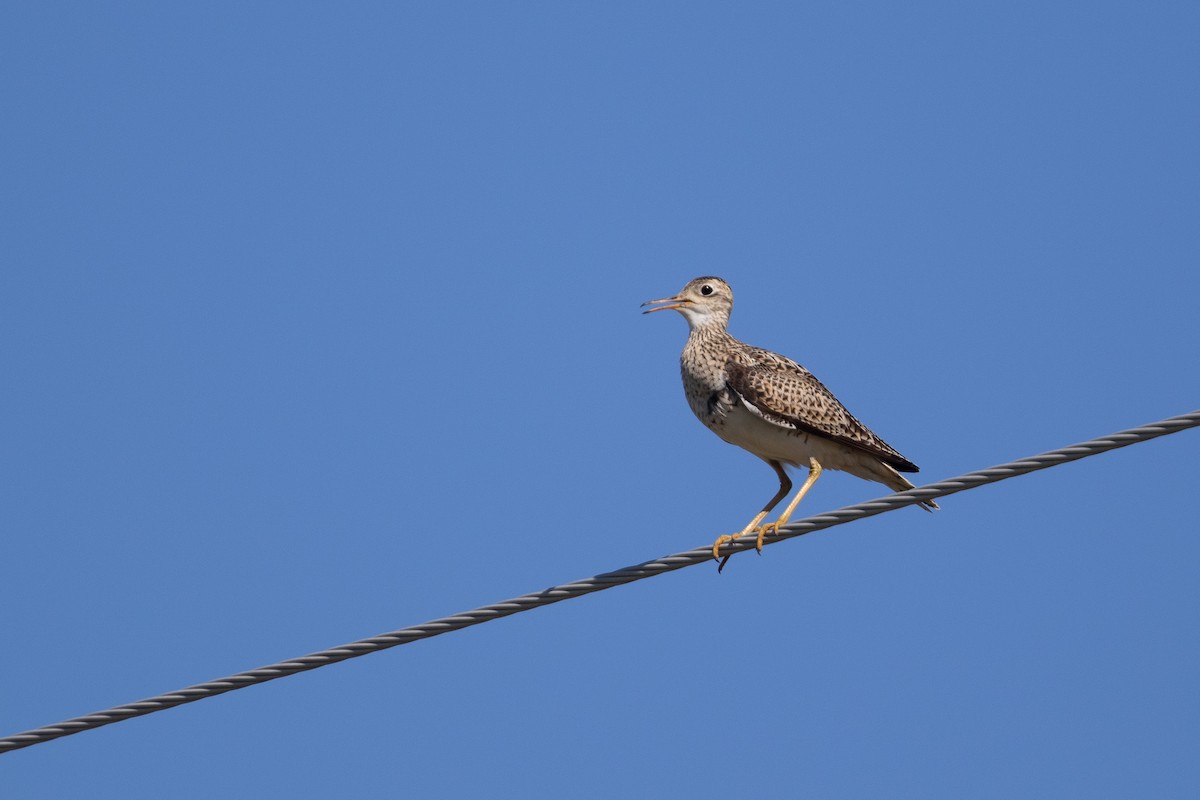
708 401 862 474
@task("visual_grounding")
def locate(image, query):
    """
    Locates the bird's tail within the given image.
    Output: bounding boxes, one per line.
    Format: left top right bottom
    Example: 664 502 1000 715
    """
860 459 940 511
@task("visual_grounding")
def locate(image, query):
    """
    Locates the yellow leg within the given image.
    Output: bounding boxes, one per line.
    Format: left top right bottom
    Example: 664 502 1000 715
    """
754 458 822 552
712 460 791 567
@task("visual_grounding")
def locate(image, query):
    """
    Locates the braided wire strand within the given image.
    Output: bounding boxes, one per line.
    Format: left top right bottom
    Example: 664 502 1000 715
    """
2 409 1197 754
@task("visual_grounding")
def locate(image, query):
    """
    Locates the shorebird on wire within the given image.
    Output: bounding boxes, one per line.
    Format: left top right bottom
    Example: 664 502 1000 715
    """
643 277 936 571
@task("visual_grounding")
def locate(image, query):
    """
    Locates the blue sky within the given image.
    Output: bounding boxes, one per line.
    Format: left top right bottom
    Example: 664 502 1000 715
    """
2 2 1198 796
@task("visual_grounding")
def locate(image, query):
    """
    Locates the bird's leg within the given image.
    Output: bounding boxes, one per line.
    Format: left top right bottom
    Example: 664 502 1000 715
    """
754 458 823 552
713 460 791 569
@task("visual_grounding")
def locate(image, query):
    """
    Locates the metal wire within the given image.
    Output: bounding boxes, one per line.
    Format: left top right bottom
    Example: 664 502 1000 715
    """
2 409 1197 755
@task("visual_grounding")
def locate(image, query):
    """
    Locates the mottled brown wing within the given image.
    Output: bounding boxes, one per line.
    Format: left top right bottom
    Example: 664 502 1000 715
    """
725 346 920 472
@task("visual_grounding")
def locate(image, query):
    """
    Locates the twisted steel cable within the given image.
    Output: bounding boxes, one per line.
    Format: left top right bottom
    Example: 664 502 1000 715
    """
2 409 1197 755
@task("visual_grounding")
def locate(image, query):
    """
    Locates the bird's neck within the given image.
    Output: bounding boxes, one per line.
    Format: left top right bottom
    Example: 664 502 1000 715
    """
680 323 735 398
685 320 733 346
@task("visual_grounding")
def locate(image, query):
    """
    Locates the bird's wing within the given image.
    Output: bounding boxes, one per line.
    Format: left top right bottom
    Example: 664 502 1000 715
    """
725 346 920 472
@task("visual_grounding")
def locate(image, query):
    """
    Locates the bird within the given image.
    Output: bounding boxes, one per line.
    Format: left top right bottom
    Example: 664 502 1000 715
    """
642 276 936 570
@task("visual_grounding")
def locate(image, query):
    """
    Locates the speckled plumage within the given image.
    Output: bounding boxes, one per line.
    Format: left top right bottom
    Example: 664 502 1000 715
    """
645 276 935 521
686 327 919 474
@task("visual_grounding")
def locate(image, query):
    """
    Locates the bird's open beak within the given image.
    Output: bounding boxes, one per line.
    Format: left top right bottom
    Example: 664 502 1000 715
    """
641 295 690 314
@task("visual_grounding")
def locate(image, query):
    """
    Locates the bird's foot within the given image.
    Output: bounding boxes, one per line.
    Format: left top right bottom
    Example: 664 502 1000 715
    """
711 533 739 563
714 512 772 572
753 521 783 553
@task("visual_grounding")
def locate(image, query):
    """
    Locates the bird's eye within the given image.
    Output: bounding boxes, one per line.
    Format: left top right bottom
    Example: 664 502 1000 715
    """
700 285 714 296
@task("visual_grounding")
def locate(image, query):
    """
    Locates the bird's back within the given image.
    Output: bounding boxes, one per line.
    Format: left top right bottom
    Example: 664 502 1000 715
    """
684 329 919 474
725 341 919 472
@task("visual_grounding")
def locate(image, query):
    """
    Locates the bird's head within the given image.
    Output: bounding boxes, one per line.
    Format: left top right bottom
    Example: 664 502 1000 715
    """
641 277 733 330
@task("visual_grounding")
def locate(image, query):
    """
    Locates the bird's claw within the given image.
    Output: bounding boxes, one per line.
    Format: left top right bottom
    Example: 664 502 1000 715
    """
754 522 781 553
713 519 786 573
711 533 736 562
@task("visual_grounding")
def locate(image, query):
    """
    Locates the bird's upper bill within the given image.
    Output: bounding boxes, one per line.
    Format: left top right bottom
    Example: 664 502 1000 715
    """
640 295 691 314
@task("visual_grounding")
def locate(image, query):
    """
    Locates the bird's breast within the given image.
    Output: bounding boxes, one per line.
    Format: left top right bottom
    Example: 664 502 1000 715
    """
681 368 728 426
